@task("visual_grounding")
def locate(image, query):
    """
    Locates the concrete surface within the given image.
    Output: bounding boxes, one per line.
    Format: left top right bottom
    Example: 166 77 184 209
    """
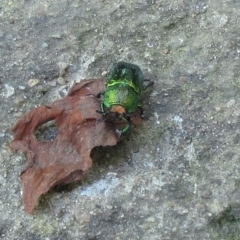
1 0 240 239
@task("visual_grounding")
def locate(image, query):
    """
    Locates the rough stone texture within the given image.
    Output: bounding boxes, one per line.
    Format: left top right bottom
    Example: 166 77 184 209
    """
0 0 240 239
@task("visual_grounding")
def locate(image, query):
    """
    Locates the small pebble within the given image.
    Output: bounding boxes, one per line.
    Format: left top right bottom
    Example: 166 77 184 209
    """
28 78 40 87
57 77 65 85
58 62 69 77
163 47 170 54
18 85 26 90
147 216 156 222
13 112 24 118
74 209 91 225
118 48 124 54
2 142 15 155
47 79 57 87
14 96 24 107
106 205 113 210
51 34 62 39
102 70 108 76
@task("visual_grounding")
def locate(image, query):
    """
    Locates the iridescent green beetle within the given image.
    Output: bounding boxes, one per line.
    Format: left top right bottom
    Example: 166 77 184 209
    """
95 62 154 137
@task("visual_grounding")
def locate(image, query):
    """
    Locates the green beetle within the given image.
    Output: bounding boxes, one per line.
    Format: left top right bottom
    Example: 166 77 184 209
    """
94 62 154 137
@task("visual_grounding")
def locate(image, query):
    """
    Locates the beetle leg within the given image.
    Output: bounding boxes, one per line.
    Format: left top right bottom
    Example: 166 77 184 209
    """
94 102 106 124
122 117 132 133
86 91 105 98
137 105 144 118
100 102 106 116
115 129 122 138
96 91 105 98
143 79 154 90
115 117 132 138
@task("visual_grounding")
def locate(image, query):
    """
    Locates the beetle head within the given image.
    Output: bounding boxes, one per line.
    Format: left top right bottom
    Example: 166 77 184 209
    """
97 105 129 123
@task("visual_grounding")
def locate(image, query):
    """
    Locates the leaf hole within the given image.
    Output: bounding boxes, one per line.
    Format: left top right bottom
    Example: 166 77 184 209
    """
34 120 58 142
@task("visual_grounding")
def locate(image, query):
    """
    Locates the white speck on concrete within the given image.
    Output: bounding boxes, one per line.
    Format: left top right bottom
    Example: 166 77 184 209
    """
4 84 15 98
81 176 120 197
154 112 160 125
184 142 197 166
173 115 183 132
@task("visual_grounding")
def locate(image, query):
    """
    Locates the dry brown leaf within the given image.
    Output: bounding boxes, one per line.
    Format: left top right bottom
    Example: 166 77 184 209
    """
11 79 120 214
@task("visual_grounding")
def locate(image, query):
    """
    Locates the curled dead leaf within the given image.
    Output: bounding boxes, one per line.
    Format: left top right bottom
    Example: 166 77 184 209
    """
11 79 121 214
